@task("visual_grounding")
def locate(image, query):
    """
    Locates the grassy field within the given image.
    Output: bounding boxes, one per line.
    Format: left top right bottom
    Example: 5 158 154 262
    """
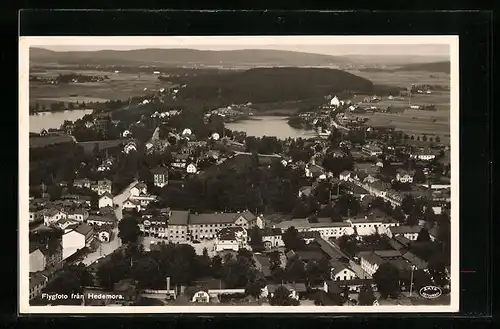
347 69 450 88
29 70 170 106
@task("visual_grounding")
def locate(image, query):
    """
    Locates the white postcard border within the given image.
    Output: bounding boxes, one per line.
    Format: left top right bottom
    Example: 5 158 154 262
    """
19 35 460 314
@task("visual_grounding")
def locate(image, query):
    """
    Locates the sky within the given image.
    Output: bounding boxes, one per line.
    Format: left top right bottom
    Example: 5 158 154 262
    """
27 36 452 57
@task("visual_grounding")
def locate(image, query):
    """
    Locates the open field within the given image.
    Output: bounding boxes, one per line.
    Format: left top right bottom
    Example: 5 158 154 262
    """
29 70 170 106
347 70 450 88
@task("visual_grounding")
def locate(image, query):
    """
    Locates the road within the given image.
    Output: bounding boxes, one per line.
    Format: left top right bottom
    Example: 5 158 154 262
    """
81 227 121 266
80 180 138 266
113 180 138 220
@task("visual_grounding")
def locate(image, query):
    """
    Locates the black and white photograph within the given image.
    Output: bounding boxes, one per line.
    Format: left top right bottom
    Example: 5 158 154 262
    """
19 36 459 313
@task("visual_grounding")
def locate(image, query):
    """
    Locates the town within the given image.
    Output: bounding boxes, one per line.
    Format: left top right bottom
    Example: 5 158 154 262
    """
28 86 452 307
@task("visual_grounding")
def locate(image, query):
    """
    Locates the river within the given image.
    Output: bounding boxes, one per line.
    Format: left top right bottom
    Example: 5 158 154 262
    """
29 109 93 133
225 116 315 140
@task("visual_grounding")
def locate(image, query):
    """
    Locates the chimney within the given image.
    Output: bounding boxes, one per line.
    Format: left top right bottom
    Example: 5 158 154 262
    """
166 277 171 292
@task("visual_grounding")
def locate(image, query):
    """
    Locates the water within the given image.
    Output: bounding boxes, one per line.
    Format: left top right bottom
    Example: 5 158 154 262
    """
29 109 93 133
225 116 315 140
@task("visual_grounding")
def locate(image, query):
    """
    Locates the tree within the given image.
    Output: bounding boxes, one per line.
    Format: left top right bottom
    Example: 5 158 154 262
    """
373 262 401 299
118 216 141 244
282 226 306 251
285 256 306 283
305 257 331 286
392 206 406 224
435 136 441 143
422 135 428 142
269 285 299 306
245 280 265 300
97 253 131 290
416 228 431 242
413 168 426 183
358 284 376 305
211 255 224 279
401 195 415 215
131 256 163 289
248 226 264 251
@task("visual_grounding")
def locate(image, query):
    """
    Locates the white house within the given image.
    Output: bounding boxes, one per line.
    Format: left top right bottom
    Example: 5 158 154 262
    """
339 171 352 181
98 230 111 242
186 163 197 174
330 96 340 107
122 199 142 212
29 248 46 273
98 193 114 209
123 141 137 154
122 130 132 138
330 261 358 281
130 182 148 197
151 167 169 188
215 227 248 252
396 169 415 183
62 224 94 260
42 209 67 226
262 228 285 250
388 225 422 241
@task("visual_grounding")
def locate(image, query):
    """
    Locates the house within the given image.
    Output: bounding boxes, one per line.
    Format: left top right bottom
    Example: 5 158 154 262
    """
401 251 428 269
86 214 117 227
55 217 81 231
396 169 415 184
262 228 285 250
98 193 114 209
171 153 189 168
166 210 190 243
123 141 137 154
358 250 403 277
361 144 383 157
122 130 132 138
339 171 352 181
29 272 48 300
188 211 255 240
215 226 248 252
151 166 169 188
73 178 92 189
130 182 148 197
388 225 423 241
41 208 67 226
96 179 112 196
186 163 198 174
298 186 312 198
97 229 112 242
62 223 94 260
29 247 46 273
329 260 358 281
122 198 142 212
67 209 89 222
263 283 307 300
409 149 438 161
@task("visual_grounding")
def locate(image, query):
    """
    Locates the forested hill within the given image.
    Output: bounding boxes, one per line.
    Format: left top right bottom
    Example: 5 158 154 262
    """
175 67 374 103
30 48 348 67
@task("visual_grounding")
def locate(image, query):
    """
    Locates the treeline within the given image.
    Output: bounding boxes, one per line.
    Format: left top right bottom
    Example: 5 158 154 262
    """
174 67 374 104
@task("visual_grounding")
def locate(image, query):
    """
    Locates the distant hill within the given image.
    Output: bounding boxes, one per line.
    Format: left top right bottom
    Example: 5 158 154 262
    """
174 67 374 103
358 61 450 74
30 47 350 67
394 61 450 73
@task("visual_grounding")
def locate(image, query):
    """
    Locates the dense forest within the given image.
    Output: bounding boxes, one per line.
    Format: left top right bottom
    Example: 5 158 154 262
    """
173 67 374 103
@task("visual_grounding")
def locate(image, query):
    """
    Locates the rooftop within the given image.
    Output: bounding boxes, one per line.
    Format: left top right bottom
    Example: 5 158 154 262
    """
167 210 190 226
390 225 423 235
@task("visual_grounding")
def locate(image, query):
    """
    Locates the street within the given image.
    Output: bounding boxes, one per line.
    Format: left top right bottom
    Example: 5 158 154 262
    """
80 180 137 266
113 180 138 220
81 227 121 266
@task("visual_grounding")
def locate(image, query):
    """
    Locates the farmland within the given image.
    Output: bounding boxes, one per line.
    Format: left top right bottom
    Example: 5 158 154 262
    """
29 69 170 107
346 68 451 142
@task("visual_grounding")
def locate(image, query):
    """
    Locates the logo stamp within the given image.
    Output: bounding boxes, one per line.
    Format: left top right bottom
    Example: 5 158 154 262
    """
419 286 443 299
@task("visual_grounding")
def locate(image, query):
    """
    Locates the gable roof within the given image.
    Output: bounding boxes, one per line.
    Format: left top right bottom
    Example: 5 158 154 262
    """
189 211 255 225
99 192 113 199
390 225 423 235
167 210 190 226
74 223 93 237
